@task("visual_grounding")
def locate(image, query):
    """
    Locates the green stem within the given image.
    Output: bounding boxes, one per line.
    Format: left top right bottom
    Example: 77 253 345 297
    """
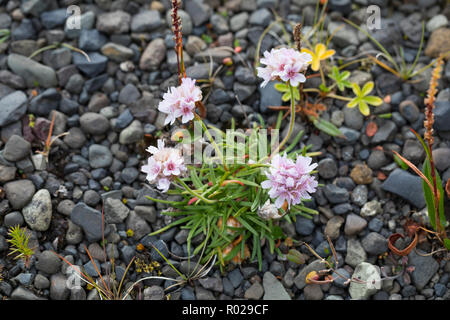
175 177 216 204
195 114 228 171
270 81 296 159
28 44 58 59
319 65 326 87
326 93 352 101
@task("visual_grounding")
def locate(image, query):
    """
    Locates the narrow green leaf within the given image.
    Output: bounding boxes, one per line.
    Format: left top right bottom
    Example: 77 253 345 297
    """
444 239 450 250
286 249 306 264
364 95 383 106
394 154 409 170
312 118 344 137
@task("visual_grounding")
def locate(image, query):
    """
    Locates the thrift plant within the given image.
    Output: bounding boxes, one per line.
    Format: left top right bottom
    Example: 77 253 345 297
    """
142 1 320 270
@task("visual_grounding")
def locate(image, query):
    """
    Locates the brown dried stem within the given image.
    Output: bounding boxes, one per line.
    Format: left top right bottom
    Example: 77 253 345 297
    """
171 0 186 84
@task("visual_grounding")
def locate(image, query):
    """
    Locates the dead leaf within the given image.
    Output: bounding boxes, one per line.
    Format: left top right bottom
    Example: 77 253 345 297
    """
388 233 418 256
377 171 387 180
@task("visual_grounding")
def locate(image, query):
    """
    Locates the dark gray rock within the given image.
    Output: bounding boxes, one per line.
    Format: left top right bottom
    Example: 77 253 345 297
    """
88 144 113 168
432 148 450 171
295 217 315 236
96 10 131 34
0 91 27 127
40 9 67 29
131 10 162 32
79 29 107 52
381 168 426 208
185 0 212 27
361 232 388 255
408 250 439 290
144 285 165 300
7 54 57 88
434 101 450 132
79 112 110 136
70 203 106 242
259 81 282 114
344 214 367 236
371 121 397 144
323 184 349 204
50 274 70 300
244 282 264 299
73 52 107 78
3 135 30 162
318 158 338 179
36 250 62 275
29 88 61 116
11 286 46 300
4 179 35 210
249 8 272 27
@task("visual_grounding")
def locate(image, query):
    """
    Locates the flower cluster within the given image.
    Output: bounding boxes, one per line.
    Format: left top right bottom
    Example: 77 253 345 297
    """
261 154 318 209
158 77 202 125
141 139 186 192
257 47 312 88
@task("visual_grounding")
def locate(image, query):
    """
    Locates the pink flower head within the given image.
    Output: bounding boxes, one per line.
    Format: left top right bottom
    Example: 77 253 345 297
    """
261 154 318 209
257 48 312 87
158 77 202 125
141 139 187 192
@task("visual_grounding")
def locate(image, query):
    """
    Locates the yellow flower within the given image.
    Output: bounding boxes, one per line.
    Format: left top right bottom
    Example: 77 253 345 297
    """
301 43 335 71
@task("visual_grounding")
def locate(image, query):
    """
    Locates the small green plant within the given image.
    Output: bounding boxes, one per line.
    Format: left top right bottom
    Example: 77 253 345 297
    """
54 206 136 300
122 241 216 297
344 18 447 81
346 81 383 116
201 34 212 45
328 66 352 92
0 29 10 44
147 120 320 271
392 55 449 250
36 112 68 163
7 226 35 268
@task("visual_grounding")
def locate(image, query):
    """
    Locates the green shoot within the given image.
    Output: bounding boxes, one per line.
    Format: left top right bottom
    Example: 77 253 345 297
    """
7 226 35 268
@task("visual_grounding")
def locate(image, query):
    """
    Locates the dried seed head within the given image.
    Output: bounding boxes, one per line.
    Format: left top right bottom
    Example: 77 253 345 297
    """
258 199 282 220
424 55 443 146
293 23 302 52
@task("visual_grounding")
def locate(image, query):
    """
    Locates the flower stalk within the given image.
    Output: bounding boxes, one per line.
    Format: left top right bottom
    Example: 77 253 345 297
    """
175 176 216 204
424 55 444 236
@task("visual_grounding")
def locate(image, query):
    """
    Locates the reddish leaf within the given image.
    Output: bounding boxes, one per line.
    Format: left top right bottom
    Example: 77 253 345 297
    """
366 121 378 137
446 178 450 198
187 197 198 205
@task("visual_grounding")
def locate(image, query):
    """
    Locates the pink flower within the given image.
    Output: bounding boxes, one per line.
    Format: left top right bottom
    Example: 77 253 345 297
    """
257 48 312 87
141 139 187 192
158 77 202 125
261 154 318 209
